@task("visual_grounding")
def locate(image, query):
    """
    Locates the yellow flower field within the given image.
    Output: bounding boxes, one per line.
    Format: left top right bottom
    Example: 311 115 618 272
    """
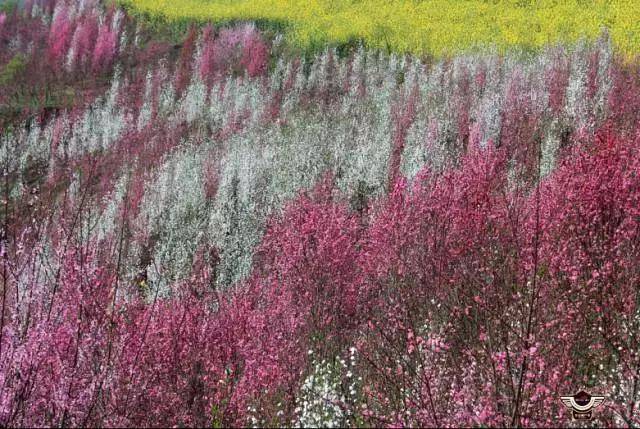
119 0 640 56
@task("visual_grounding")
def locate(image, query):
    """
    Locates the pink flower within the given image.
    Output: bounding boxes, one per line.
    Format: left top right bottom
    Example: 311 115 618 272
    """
92 23 118 72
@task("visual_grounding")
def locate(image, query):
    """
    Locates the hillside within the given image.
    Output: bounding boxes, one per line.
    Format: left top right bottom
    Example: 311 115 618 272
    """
1 0 640 427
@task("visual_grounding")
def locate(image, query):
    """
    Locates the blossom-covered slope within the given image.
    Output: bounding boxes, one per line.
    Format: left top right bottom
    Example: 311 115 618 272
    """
1 1 640 427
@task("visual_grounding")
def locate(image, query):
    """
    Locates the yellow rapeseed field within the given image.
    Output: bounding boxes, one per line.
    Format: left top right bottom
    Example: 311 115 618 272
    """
119 0 640 56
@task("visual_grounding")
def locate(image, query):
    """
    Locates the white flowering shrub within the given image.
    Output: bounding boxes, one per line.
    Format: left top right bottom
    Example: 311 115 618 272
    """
138 144 210 294
295 348 360 428
65 68 125 157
